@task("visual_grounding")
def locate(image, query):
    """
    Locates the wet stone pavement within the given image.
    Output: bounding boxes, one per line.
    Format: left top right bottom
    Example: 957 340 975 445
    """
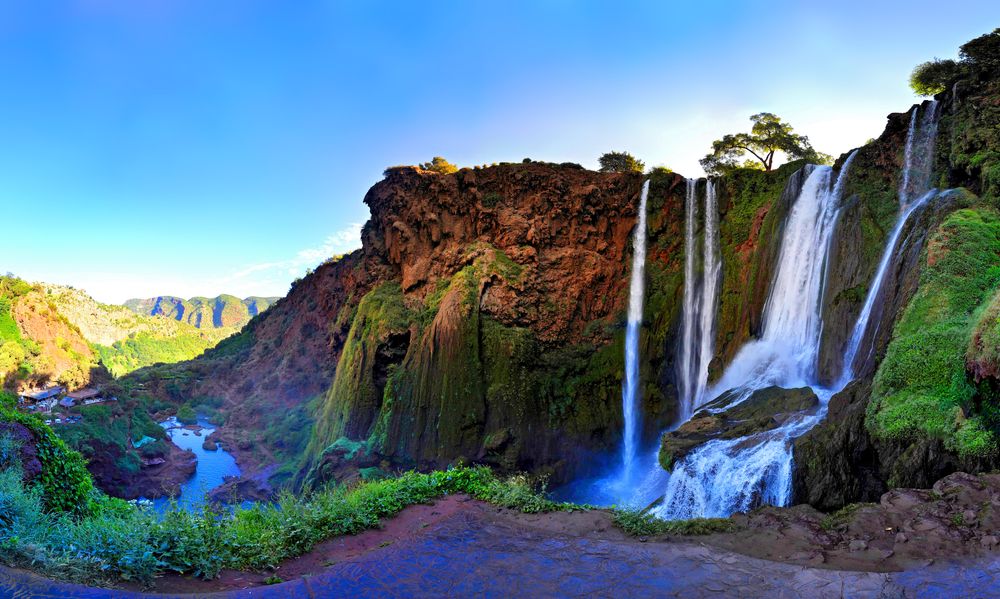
3 511 1000 598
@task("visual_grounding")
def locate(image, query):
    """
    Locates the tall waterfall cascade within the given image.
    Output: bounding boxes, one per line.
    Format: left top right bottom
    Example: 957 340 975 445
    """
653 163 853 519
620 180 650 482
652 100 942 519
678 179 722 422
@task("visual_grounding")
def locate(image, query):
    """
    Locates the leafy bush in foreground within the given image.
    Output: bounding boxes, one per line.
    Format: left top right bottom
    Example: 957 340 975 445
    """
0 462 578 587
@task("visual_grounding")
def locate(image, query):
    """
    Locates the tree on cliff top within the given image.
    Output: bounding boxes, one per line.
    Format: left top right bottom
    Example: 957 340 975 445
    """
909 28 1000 96
420 156 458 174
598 151 645 173
700 113 831 176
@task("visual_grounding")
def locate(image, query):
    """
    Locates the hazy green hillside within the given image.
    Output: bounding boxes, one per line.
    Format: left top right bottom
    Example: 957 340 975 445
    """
124 294 279 329
0 277 236 386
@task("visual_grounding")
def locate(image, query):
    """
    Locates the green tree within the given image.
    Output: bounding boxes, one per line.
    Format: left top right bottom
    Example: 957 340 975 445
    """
419 157 458 174
908 28 1000 96
910 59 963 96
598 151 645 173
959 27 1000 75
700 113 830 176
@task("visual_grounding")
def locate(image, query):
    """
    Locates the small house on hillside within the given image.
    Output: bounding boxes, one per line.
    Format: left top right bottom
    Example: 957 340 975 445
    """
19 386 66 408
67 388 100 402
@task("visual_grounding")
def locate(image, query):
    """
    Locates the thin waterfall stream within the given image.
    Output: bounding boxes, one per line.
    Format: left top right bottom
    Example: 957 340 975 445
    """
840 100 940 384
678 179 722 422
620 179 650 482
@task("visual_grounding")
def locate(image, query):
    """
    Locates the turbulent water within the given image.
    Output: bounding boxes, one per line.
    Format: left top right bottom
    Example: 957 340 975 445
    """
698 165 843 409
620 180 650 482
678 179 722 422
653 162 854 519
653 100 942 519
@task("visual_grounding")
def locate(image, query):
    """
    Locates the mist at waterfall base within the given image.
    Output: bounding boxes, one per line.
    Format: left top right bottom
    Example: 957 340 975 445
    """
552 180 669 507
555 101 941 514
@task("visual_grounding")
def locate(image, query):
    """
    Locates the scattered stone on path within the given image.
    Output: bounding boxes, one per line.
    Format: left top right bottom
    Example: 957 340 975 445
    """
981 535 998 549
849 540 868 552
895 532 908 544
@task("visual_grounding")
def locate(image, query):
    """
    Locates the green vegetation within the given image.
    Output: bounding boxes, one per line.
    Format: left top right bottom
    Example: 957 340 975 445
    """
909 28 1000 96
819 503 876 532
868 207 1000 458
612 508 737 536
95 331 219 377
910 59 962 96
176 403 197 425
701 113 831 176
55 400 169 496
0 277 46 386
0 392 93 514
419 156 458 174
598 151 645 173
0 447 578 587
307 281 412 461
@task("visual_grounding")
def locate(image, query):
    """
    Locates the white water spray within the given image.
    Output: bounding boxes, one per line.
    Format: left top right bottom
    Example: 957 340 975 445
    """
654 101 942 519
678 179 699 421
653 160 855 520
699 165 842 408
678 180 722 421
621 180 650 481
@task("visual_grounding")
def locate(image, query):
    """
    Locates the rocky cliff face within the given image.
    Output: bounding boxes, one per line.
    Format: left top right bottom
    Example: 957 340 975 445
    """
795 80 1000 509
132 159 815 487
130 76 1000 502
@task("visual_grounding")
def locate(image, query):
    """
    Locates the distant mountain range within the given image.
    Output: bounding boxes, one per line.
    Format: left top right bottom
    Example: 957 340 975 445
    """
0 278 240 386
123 295 280 330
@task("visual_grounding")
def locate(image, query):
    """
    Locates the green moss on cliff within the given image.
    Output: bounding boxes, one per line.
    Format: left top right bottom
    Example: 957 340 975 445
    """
940 81 1000 205
868 207 1000 458
307 282 412 459
714 161 805 364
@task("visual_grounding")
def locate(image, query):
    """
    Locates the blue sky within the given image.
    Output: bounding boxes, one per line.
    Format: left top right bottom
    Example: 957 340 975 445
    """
0 1 997 303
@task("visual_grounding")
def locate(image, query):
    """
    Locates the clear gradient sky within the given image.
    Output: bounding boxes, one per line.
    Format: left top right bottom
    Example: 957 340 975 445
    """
1 1 997 303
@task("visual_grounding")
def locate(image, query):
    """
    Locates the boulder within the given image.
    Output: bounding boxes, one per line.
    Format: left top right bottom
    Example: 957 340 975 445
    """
659 386 818 469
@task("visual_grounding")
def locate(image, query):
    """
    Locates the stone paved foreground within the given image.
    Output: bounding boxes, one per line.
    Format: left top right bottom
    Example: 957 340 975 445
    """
3 511 1000 598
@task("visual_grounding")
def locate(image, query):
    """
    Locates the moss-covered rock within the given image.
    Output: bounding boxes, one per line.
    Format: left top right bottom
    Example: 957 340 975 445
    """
659 386 818 471
868 207 1000 460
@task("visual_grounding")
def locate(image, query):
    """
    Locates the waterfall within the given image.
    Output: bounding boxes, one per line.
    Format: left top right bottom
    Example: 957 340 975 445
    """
840 100 940 384
678 179 699 421
696 181 721 413
620 179 650 481
653 160 856 519
677 180 721 422
899 101 940 206
699 165 844 408
652 100 942 519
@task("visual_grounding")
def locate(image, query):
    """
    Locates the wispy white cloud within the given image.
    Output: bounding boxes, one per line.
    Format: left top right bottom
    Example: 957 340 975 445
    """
33 223 366 304
221 222 364 285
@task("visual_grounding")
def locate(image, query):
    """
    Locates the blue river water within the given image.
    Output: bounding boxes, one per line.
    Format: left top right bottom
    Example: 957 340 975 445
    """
150 416 241 512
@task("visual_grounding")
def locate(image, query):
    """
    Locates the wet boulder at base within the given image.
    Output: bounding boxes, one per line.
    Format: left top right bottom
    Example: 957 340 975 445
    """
659 386 818 470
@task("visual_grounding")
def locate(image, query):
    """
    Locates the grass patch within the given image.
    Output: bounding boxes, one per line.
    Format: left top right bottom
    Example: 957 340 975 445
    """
612 508 736 536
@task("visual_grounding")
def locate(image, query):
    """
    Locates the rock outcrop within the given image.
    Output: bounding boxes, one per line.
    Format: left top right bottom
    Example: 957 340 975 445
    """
659 386 818 469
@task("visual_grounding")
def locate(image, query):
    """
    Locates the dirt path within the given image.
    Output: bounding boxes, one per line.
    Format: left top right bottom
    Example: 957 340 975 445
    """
3 496 999 597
